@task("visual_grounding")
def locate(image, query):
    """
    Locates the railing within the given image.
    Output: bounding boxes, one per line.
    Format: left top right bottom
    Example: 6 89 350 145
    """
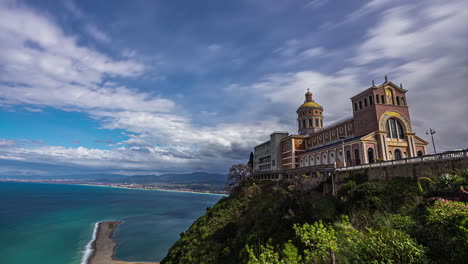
336 149 468 172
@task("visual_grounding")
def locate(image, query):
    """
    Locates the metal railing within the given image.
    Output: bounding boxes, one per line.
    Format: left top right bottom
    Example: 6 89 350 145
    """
336 149 468 172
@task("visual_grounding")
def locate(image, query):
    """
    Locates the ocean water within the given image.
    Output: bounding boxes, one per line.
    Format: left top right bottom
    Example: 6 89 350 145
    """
0 181 223 264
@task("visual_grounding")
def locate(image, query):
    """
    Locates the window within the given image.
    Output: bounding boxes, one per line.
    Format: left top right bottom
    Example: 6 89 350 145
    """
321 120 323 127
315 111 318 114
354 149 361 165
376 95 380 104
368 148 374 163
381 95 385 104
394 149 402 160
396 97 400 105
309 119 312 126
401 97 405 106
417 150 423 157
348 124 353 130
319 135 322 140
369 95 373 105
386 89 393 104
339 127 343 133
308 111 312 114
364 98 368 107
359 100 362 109
303 119 306 128
315 119 319 127
354 102 358 111
386 118 404 139
332 130 336 136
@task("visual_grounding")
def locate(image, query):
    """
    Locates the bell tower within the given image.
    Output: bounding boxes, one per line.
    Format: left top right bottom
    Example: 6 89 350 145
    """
297 89 323 135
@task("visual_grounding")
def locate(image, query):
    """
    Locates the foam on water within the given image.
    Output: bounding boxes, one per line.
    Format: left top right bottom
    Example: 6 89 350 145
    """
81 222 99 264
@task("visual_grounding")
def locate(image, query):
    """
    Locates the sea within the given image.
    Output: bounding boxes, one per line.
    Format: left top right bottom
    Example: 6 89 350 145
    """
0 181 223 264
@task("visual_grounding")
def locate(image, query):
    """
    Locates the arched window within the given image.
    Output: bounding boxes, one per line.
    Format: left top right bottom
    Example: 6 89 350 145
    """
364 98 368 107
359 100 362 109
315 119 319 127
386 89 393 104
309 119 313 127
394 149 402 160
354 102 358 111
417 150 423 157
354 149 361 165
376 95 380 104
303 119 306 128
369 95 373 105
298 120 301 129
396 97 400 105
346 151 351 166
385 118 404 139
401 97 405 106
381 95 385 104
368 148 375 163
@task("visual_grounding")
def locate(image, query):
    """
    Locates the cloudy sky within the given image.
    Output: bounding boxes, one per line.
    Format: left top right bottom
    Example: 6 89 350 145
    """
0 0 467 177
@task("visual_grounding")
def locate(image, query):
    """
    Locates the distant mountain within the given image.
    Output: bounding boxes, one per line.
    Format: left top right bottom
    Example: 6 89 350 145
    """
97 172 227 185
0 172 227 186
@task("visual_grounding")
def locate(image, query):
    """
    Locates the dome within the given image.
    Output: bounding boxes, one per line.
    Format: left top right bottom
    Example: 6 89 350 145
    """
298 101 322 109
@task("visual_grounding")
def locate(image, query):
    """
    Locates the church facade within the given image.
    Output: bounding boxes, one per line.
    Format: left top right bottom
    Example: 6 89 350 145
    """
253 77 428 177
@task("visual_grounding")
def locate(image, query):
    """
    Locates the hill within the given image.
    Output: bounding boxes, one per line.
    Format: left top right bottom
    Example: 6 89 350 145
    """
161 171 468 264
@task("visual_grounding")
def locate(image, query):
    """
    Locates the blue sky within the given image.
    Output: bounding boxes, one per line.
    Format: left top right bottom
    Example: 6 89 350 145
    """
0 0 467 176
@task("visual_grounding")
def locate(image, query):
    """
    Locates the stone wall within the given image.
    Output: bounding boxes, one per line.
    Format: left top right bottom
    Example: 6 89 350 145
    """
334 158 468 188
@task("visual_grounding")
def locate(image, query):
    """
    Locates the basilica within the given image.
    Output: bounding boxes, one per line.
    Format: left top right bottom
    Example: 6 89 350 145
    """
253 76 428 176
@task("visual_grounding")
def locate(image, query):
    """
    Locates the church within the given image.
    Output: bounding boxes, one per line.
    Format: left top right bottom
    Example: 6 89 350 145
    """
253 76 428 177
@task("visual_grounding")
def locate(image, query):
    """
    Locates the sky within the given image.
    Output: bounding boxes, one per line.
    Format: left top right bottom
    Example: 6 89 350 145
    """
0 0 467 177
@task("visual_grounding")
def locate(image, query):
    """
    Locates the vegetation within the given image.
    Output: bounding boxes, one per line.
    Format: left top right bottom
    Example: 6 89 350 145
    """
161 167 468 264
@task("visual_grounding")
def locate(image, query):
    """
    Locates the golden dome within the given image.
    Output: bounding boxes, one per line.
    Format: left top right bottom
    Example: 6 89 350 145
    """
298 101 322 109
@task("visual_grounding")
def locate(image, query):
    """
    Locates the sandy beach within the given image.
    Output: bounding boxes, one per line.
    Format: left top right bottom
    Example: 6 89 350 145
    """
88 221 160 264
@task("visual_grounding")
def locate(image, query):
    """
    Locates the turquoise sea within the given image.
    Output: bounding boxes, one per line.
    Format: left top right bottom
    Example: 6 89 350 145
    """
0 181 223 264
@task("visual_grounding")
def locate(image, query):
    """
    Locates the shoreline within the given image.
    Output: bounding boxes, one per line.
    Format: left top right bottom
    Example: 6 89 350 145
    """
87 221 160 264
0 179 228 196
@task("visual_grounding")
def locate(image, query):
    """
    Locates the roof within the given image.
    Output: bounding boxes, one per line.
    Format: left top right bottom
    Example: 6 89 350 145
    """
350 81 407 100
304 135 365 153
298 101 322 110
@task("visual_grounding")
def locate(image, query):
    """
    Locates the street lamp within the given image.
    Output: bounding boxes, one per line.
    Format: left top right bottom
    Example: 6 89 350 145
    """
426 128 437 154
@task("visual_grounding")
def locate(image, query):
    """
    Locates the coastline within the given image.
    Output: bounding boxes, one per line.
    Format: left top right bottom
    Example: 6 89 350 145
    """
0 179 228 196
87 221 160 264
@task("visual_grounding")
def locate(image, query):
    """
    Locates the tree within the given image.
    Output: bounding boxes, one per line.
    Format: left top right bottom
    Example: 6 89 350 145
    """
225 163 252 194
248 152 254 169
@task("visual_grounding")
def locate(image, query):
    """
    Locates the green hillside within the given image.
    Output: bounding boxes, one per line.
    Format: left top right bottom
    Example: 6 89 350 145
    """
162 169 468 264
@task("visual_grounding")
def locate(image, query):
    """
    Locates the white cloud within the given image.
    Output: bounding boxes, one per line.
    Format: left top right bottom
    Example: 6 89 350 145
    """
305 0 329 9
85 24 110 43
0 139 16 147
352 0 468 152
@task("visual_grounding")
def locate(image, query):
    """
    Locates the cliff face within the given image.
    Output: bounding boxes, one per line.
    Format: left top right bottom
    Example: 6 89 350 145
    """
162 176 468 264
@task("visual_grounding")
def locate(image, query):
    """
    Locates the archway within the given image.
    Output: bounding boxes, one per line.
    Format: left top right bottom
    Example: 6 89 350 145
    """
368 148 375 163
354 149 361 165
346 151 351 166
394 149 402 160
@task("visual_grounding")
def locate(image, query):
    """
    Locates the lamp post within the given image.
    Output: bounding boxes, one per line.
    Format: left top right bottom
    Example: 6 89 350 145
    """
426 128 437 154
340 136 346 167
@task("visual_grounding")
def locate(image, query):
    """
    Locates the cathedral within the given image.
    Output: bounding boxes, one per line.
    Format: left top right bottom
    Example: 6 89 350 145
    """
253 76 428 176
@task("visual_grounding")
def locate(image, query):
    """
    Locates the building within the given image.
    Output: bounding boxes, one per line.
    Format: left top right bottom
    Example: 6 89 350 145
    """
253 76 428 178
